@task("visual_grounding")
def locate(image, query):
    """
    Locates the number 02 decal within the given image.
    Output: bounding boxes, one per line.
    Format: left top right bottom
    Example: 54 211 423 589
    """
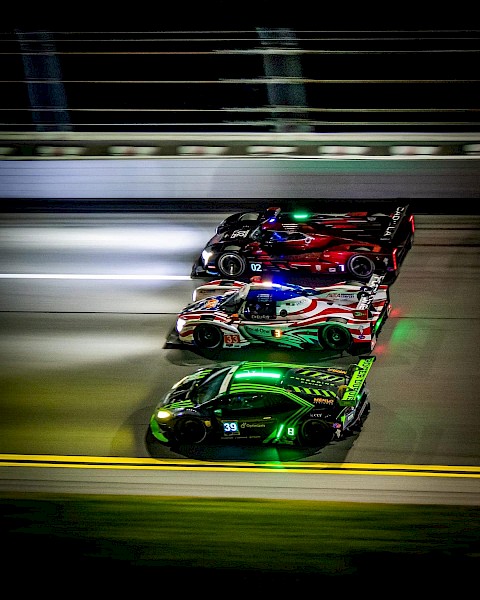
251 263 262 272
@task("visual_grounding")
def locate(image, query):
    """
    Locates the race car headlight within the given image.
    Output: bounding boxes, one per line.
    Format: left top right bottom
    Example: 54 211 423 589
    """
201 250 213 265
155 409 173 421
176 318 186 333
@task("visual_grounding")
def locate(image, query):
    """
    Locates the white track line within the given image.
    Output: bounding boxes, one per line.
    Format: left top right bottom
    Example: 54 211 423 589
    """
0 274 192 280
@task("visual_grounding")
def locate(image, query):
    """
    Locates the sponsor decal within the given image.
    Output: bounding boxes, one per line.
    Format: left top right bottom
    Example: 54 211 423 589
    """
205 298 219 308
340 357 375 406
228 229 251 239
356 276 382 310
314 397 335 405
240 422 266 428
244 325 270 334
330 293 355 299
382 206 404 239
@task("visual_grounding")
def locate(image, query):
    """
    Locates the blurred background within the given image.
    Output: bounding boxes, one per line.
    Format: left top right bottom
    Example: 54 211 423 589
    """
2 11 480 135
1 12 479 203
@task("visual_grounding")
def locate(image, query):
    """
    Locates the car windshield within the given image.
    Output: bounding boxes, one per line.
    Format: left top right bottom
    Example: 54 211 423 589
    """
193 368 231 404
218 284 251 310
250 225 263 242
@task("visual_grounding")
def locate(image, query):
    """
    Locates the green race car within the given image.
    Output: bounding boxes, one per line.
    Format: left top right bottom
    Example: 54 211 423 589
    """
149 356 375 448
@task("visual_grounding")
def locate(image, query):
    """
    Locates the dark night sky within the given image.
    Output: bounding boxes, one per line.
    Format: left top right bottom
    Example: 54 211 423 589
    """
4 1 480 32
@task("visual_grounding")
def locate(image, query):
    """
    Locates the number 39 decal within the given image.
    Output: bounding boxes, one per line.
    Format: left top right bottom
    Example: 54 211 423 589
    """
223 421 239 435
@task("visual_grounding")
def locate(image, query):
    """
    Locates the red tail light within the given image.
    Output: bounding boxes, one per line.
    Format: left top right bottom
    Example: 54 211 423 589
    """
409 214 415 233
392 247 398 271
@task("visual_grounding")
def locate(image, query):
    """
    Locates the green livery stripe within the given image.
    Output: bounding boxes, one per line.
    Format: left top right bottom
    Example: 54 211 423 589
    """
292 372 342 384
340 356 376 406
296 369 320 376
229 382 311 407
168 399 196 409
291 386 337 397
263 405 312 443
239 361 298 369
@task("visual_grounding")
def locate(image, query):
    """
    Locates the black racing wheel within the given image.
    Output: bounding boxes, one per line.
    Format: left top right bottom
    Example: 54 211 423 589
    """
193 323 223 350
320 323 352 351
217 252 247 278
346 254 375 279
174 417 207 444
300 419 334 446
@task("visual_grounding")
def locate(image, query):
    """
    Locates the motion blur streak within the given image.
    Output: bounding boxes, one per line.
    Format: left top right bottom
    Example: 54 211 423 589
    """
0 273 191 280
0 225 209 252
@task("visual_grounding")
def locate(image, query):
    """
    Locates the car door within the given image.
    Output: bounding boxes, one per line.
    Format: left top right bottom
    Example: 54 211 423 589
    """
214 393 279 441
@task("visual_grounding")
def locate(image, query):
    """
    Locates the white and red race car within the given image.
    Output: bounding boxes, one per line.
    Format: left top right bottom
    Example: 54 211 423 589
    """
170 275 391 357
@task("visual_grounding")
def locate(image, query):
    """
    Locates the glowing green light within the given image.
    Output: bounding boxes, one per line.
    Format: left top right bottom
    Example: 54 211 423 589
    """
391 320 418 343
234 371 281 379
292 213 310 220
374 310 388 333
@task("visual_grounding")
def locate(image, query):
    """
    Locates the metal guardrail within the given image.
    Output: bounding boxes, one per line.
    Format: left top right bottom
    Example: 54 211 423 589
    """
1 132 479 159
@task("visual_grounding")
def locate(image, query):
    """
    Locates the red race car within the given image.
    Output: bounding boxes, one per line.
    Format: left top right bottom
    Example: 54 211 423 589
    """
191 204 415 283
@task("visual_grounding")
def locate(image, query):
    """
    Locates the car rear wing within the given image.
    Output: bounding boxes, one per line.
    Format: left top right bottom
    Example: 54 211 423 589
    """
354 274 385 318
379 204 410 243
339 356 376 406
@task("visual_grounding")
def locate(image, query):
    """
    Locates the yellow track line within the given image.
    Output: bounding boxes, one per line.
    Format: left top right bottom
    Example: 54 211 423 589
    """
0 454 479 478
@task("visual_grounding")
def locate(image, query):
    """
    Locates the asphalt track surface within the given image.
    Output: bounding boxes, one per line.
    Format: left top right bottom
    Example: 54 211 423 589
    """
0 211 479 503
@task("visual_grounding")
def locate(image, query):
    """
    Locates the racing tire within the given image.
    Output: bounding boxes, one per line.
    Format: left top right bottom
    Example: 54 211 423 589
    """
193 324 223 351
300 419 334 447
320 323 352 351
174 417 207 444
346 254 375 279
217 252 247 278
